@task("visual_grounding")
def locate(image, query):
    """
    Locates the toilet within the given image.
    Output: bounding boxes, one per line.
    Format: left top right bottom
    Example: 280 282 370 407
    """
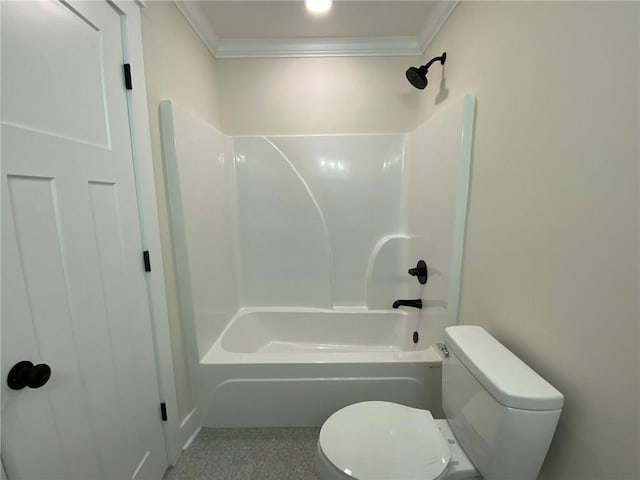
316 325 564 480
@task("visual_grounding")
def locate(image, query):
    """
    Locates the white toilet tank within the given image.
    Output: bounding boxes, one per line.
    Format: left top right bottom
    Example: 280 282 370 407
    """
442 326 564 480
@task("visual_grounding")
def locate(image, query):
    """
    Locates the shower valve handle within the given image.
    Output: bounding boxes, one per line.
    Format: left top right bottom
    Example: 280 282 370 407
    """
408 260 428 285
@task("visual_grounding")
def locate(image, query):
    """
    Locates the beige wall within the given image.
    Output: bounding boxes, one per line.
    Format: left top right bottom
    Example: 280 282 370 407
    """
420 2 639 479
141 1 222 423
216 56 421 135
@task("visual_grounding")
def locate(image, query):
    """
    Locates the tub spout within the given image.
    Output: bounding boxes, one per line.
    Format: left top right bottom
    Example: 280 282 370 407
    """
392 299 423 309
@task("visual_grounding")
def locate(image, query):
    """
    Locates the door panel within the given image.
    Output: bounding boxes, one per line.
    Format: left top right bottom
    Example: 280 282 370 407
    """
1 1 168 478
2 0 111 148
3 175 102 479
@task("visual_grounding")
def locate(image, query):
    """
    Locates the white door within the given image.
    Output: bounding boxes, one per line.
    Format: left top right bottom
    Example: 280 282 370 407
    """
1 1 169 479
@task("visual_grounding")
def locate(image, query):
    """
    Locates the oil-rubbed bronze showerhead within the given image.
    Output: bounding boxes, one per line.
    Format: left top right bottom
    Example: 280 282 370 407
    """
406 52 447 90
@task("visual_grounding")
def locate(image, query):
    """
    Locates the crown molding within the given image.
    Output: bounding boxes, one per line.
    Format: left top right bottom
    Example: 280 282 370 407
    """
215 36 422 58
417 0 459 53
173 0 220 58
174 0 458 59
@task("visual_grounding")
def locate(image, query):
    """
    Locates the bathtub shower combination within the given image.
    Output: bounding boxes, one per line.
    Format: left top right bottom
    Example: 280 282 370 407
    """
160 95 476 428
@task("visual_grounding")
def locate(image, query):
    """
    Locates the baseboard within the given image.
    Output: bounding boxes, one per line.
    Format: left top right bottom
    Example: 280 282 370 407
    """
178 408 200 452
182 426 202 451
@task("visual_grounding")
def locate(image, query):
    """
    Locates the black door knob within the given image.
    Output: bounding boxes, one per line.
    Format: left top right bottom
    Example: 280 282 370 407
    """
7 360 51 390
408 260 428 285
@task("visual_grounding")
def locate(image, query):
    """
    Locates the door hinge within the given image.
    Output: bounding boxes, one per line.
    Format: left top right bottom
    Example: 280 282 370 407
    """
143 250 151 272
123 63 132 90
160 402 168 422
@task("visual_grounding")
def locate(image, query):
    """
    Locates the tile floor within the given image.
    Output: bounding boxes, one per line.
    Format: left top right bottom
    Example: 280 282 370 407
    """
164 427 321 480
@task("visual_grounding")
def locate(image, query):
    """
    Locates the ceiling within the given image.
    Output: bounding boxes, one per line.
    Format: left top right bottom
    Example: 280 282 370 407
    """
175 1 458 58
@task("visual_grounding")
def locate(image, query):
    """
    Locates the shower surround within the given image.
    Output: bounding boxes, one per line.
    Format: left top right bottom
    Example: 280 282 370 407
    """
160 95 475 427
235 134 404 308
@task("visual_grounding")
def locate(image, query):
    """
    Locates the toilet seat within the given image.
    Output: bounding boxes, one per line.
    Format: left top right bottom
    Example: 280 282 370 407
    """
318 401 451 480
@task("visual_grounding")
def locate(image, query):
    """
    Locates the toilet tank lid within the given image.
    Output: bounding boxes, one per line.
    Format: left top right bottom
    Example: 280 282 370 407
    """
445 326 564 411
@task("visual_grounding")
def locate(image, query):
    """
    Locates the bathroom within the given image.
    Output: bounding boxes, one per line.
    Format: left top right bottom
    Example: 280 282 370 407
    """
1 1 639 479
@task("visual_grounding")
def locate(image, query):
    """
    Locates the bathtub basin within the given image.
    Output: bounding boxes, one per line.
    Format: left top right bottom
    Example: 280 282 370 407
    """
197 308 443 427
202 307 441 363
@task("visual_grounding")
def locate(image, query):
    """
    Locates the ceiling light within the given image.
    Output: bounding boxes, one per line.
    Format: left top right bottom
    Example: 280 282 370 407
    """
305 0 332 14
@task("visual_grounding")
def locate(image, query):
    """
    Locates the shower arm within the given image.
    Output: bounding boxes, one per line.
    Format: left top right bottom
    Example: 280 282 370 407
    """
419 53 447 74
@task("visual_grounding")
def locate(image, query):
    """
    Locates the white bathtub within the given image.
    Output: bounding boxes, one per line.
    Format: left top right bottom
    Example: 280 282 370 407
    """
198 308 443 427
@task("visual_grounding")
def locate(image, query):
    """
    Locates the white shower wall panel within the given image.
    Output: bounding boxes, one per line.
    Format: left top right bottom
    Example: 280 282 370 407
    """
160 101 240 358
272 135 404 306
234 135 404 307
404 95 475 342
234 137 333 307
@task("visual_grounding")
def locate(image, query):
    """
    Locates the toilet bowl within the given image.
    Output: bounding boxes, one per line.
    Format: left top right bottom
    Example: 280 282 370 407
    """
316 326 564 480
316 401 479 480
